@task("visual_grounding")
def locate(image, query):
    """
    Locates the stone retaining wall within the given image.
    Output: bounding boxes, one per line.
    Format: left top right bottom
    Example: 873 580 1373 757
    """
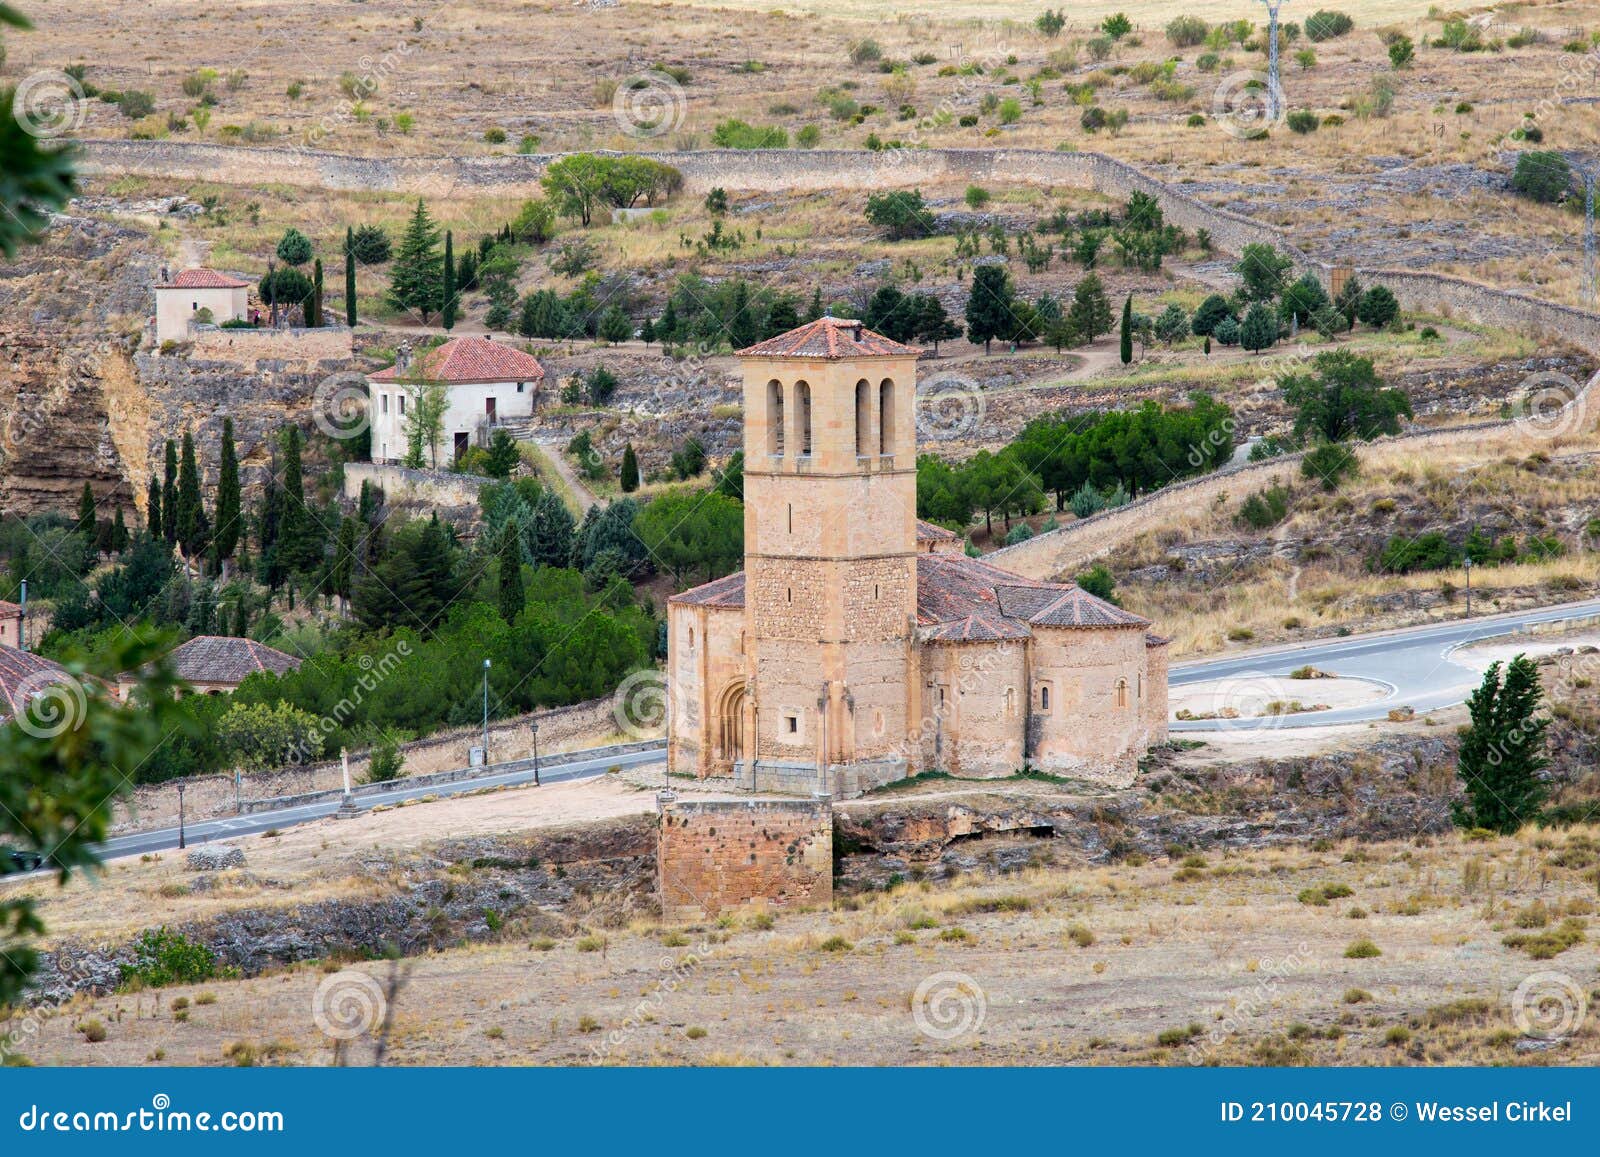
657 795 833 919
188 325 353 365
342 460 487 509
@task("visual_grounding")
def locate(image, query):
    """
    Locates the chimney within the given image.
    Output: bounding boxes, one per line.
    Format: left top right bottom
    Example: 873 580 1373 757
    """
396 342 412 371
852 324 863 343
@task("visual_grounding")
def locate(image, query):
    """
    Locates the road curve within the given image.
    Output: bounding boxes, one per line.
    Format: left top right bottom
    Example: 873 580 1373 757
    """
1169 597 1600 731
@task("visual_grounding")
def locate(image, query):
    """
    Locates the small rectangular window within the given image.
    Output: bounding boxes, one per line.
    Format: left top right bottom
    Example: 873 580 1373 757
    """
784 714 798 734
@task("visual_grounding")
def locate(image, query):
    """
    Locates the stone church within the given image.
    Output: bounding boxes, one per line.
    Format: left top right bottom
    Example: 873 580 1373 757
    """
666 317 1169 797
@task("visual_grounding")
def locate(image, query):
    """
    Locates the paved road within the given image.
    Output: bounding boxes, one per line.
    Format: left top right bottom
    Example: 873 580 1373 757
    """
1169 597 1600 731
92 745 668 862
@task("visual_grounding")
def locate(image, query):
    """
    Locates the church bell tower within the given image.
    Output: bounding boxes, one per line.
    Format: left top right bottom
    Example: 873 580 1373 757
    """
736 318 922 792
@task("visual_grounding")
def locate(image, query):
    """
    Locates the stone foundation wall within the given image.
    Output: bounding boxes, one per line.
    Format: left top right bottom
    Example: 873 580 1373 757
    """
342 461 487 510
657 796 832 919
187 326 353 365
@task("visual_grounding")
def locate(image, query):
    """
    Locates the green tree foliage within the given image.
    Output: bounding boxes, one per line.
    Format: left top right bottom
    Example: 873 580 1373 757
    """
1305 9 1354 41
598 304 633 344
1282 350 1412 442
510 198 556 244
344 228 358 326
1101 12 1132 40
1279 272 1330 325
440 230 457 331
965 264 1017 353
403 378 450 469
1300 441 1359 490
864 189 935 240
345 223 392 264
1067 273 1114 343
275 227 312 267
1512 151 1570 204
176 429 207 558
1239 302 1279 353
960 449 1045 536
146 476 162 540
1190 294 1233 337
217 701 323 771
1036 8 1065 38
388 199 444 321
1154 303 1190 345
633 486 743 585
620 443 640 492
259 267 313 314
0 7 78 258
540 154 682 226
161 439 178 547
1119 294 1134 363
1235 242 1294 302
497 521 525 623
1454 656 1549 833
0 631 188 1006
1075 564 1117 603
1355 284 1400 329
484 428 520 480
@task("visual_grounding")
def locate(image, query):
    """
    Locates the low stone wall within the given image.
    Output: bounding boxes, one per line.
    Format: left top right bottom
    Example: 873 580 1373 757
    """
187 325 353 365
109 693 628 834
657 795 833 920
342 460 487 509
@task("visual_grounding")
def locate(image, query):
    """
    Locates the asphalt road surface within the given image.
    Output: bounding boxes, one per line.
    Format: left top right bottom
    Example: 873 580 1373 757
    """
1169 597 1600 731
92 745 668 862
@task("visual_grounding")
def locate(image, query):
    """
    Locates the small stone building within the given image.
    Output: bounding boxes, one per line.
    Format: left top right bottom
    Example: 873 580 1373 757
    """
666 317 1168 797
118 635 300 698
154 268 251 343
0 600 23 650
0 645 78 725
367 336 544 466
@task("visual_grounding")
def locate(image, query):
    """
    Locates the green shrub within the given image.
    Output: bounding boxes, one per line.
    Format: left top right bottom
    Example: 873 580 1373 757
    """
120 928 220 989
1237 485 1290 530
1343 938 1382 959
710 119 788 148
1305 10 1354 42
1378 531 1456 575
1167 16 1209 48
1301 442 1358 491
1513 151 1572 203
1286 110 1320 134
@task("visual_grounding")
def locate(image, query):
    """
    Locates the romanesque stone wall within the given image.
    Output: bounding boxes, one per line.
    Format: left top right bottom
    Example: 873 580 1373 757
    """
657 797 832 919
918 639 1027 777
1028 625 1149 786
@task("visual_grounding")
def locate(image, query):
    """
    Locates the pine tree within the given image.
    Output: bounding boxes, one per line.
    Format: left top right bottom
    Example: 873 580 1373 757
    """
214 417 241 571
162 440 178 546
146 476 162 541
965 265 1016 354
440 230 457 331
639 317 656 346
344 227 358 327
176 429 207 558
1240 302 1279 354
727 282 758 349
620 443 640 493
497 522 525 623
387 199 443 322
1119 295 1133 365
1067 274 1112 344
659 297 680 344
806 287 824 322
1454 656 1550 833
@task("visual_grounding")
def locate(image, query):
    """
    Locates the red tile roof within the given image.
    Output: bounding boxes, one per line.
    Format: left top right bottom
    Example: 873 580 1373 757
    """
369 337 545 383
0 600 21 618
668 553 1148 641
129 636 301 686
0 646 76 720
737 317 921 360
164 268 251 289
1146 633 1170 648
915 519 958 542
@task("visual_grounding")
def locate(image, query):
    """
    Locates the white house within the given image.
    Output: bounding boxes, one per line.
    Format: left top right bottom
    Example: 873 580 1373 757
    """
154 267 252 343
367 336 545 466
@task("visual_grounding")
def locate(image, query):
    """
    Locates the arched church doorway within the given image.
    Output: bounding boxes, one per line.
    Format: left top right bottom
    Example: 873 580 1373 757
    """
715 680 750 773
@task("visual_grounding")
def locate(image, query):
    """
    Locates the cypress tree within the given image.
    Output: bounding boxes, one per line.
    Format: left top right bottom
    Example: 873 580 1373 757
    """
214 417 241 570
620 443 640 493
1454 656 1550 833
345 226 358 327
1119 295 1133 365
161 440 178 546
233 598 251 639
75 481 96 539
440 230 457 331
497 522 525 623
332 516 358 614
806 286 824 322
279 425 309 573
111 507 129 553
309 258 324 328
146 476 162 540
177 429 207 558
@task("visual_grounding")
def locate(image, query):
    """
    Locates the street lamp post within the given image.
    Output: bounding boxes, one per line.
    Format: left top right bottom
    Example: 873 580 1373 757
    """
177 783 186 850
481 658 492 766
1464 557 1473 618
531 719 540 787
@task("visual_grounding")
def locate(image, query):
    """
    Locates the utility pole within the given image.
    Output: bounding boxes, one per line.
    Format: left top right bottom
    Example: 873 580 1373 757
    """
531 718 540 787
1260 1 1287 125
1464 557 1473 618
177 783 187 850
481 658 492 766
18 580 26 652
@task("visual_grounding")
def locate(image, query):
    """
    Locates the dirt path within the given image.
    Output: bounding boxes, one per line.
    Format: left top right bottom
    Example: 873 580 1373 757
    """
533 436 605 514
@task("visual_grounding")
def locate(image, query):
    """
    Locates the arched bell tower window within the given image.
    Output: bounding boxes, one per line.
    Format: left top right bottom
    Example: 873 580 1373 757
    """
879 378 896 455
767 380 784 456
795 380 813 456
855 379 871 457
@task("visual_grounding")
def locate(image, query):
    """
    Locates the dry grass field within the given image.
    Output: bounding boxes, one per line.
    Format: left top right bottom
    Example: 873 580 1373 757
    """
9 1 1600 298
11 818 1600 1067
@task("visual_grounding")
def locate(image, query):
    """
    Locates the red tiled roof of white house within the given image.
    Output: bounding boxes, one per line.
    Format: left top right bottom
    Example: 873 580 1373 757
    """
736 317 921 360
164 268 251 289
0 646 75 721
369 336 546 383
0 600 21 617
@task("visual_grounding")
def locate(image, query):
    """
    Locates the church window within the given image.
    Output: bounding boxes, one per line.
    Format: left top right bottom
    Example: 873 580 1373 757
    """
1005 687 1016 717
1038 684 1051 712
1116 678 1129 709
879 379 896 454
688 627 695 649
855 379 871 456
767 380 784 455
784 713 799 734
796 381 813 455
